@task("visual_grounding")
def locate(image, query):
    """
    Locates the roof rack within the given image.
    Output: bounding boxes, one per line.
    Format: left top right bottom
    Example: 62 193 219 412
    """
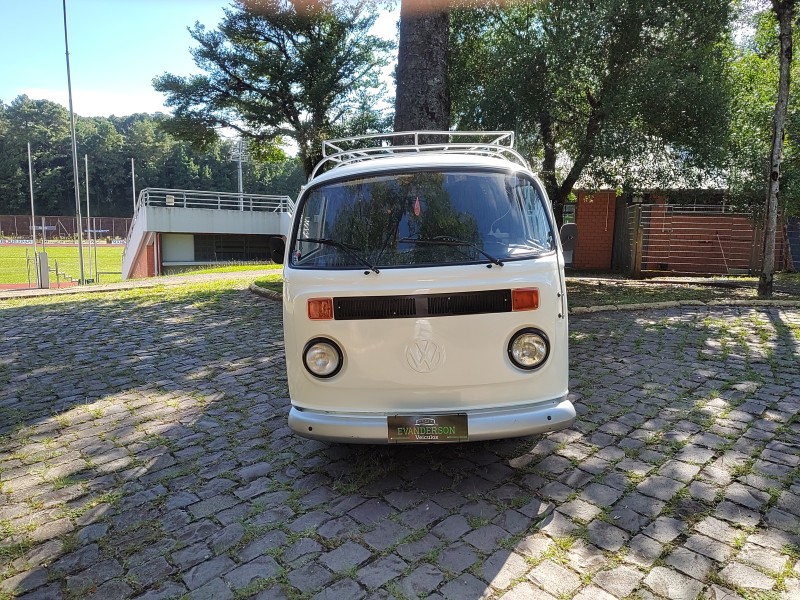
310 131 529 179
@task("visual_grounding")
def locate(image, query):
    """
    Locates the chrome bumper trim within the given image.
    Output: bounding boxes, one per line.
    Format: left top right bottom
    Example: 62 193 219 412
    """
288 396 576 444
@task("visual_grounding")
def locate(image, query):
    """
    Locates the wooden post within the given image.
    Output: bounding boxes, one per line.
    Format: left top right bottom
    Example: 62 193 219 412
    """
631 205 644 279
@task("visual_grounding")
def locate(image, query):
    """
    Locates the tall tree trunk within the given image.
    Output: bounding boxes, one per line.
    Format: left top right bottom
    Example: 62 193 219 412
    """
759 0 794 298
539 111 565 229
394 0 450 133
539 94 604 230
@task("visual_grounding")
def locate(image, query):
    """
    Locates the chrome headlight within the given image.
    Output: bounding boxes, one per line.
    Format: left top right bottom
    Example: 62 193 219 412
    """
303 338 343 378
508 328 549 370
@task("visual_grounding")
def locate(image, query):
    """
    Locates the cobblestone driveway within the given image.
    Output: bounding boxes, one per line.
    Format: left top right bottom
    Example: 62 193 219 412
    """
1 284 799 600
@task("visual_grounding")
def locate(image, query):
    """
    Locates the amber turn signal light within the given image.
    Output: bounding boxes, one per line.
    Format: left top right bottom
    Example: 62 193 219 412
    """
511 288 539 311
308 298 333 320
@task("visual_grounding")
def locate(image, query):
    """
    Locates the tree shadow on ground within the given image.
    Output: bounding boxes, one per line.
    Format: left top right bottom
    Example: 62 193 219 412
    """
1 291 799 599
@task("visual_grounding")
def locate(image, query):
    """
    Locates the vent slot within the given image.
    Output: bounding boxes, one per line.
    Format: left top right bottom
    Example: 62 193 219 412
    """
428 290 512 316
334 296 416 320
333 290 512 320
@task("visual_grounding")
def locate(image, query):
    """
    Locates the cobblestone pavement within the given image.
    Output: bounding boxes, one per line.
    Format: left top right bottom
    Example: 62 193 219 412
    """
1 284 799 600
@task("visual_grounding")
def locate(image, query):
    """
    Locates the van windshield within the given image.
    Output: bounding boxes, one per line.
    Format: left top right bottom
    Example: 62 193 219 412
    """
290 170 555 269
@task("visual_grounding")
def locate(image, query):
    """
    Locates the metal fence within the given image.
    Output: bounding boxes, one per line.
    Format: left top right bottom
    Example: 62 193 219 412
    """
0 215 131 241
626 204 788 276
137 188 294 213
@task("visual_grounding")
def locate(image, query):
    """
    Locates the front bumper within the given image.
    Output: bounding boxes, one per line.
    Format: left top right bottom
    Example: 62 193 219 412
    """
288 396 576 444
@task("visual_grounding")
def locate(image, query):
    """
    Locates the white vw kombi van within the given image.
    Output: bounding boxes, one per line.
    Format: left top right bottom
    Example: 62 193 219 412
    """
275 132 575 443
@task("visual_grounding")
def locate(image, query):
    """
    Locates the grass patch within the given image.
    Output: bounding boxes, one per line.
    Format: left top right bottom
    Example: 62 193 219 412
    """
233 576 280 599
0 243 124 284
730 458 756 478
781 543 800 560
466 516 490 529
0 277 254 310
253 274 283 293
566 276 800 308
0 538 33 561
175 263 276 275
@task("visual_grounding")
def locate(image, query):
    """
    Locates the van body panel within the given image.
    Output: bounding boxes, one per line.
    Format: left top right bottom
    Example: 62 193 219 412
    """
280 135 573 443
284 256 568 414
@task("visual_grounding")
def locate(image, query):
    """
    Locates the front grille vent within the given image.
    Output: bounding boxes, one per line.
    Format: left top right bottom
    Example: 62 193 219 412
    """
428 290 511 316
333 296 416 320
333 289 512 320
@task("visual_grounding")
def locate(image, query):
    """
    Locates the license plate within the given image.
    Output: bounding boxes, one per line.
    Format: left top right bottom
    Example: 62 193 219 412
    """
388 414 468 443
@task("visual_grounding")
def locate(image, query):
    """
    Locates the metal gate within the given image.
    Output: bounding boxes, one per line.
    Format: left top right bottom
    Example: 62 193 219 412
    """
615 204 788 277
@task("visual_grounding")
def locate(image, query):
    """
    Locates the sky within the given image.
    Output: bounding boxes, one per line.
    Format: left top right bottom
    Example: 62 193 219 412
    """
0 0 398 118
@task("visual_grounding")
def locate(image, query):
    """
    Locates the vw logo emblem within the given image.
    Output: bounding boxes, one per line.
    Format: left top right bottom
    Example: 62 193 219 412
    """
405 340 443 373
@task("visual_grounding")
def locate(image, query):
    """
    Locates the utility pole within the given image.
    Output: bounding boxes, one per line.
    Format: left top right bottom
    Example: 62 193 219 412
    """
27 143 38 256
230 139 248 210
28 142 40 288
85 154 93 282
238 140 244 209
63 0 85 284
131 158 137 213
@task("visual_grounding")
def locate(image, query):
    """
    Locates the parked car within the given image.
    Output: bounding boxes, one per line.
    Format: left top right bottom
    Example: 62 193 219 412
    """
272 131 575 443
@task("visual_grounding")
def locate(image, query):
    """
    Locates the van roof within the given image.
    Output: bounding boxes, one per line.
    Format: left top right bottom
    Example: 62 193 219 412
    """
306 152 533 187
309 131 530 183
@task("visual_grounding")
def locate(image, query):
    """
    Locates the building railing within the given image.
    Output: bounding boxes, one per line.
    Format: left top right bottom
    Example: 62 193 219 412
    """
138 188 294 213
123 187 294 264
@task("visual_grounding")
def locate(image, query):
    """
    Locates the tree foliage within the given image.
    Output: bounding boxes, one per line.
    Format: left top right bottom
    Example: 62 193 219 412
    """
728 5 800 220
450 0 733 224
153 0 394 177
0 95 305 219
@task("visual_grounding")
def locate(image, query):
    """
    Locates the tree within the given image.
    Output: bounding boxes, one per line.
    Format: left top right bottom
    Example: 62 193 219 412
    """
450 0 733 226
726 11 781 211
0 101 25 213
2 96 73 214
0 96 307 218
153 0 394 177
76 117 126 215
759 0 795 297
394 0 450 132
726 7 800 212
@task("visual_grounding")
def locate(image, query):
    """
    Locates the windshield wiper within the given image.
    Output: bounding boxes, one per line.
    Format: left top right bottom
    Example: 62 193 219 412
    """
296 237 380 274
399 235 504 267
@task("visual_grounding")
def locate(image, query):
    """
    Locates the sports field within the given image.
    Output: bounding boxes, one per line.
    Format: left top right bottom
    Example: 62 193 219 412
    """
0 242 124 285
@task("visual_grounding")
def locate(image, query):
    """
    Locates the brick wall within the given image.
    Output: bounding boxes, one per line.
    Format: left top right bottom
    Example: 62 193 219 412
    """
572 191 616 271
129 244 155 279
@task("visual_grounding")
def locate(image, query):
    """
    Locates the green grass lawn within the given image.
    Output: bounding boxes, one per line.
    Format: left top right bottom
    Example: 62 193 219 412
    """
0 243 124 284
565 279 754 307
0 277 256 309
253 274 283 293
177 263 276 276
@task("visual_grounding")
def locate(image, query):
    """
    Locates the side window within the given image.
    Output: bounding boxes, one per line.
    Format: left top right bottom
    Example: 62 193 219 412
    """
517 183 553 249
296 192 327 258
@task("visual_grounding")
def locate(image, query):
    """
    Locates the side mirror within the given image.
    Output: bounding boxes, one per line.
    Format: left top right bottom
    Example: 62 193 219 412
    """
269 237 286 265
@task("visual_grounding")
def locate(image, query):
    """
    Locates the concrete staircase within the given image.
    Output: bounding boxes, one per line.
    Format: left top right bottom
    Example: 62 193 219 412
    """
121 188 293 279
